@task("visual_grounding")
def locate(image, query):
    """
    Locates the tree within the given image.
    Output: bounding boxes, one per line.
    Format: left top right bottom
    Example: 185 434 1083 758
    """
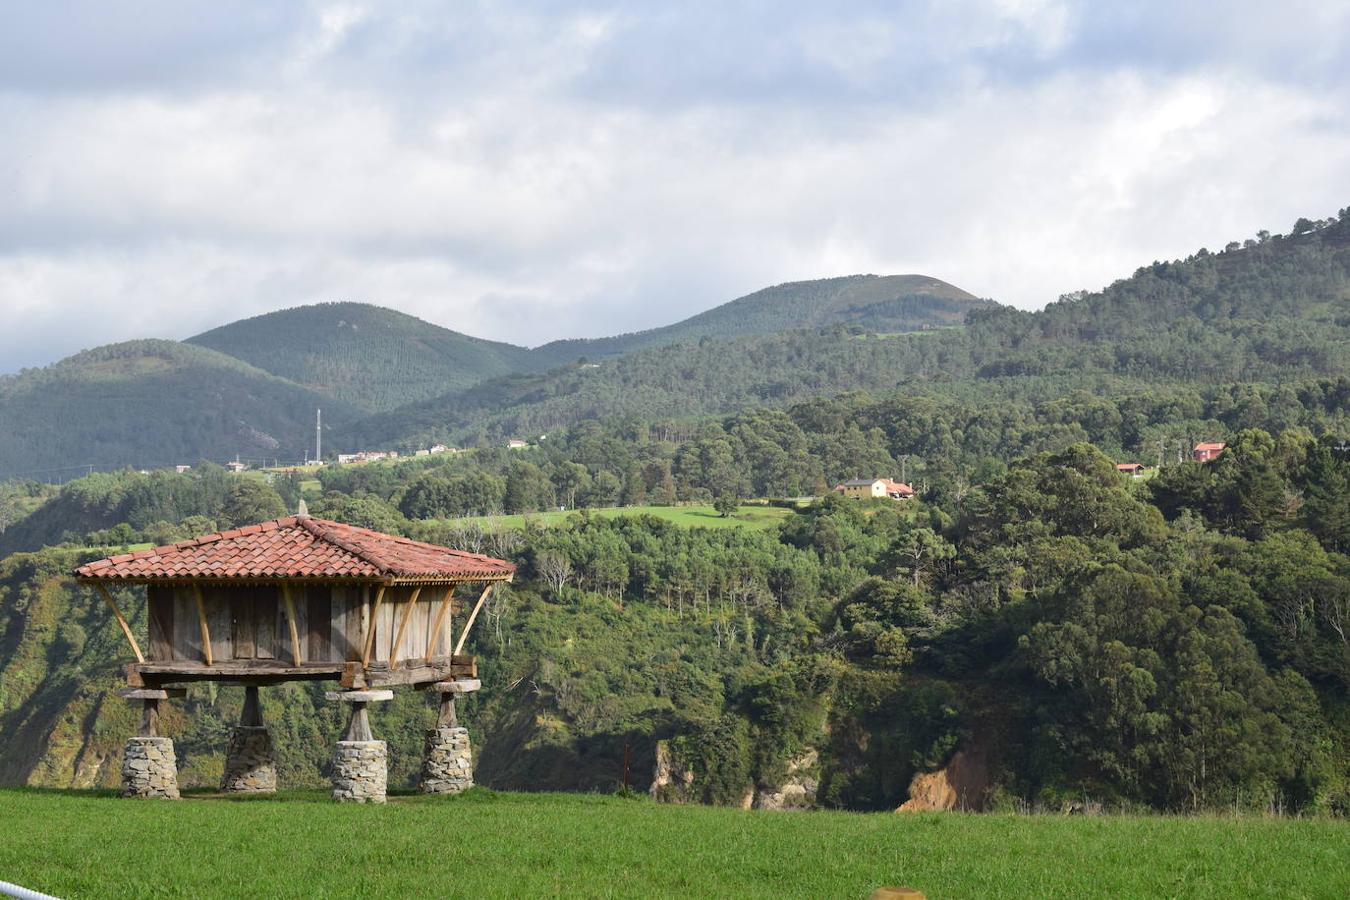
221 480 286 528
536 551 574 601
882 526 955 587
713 494 739 518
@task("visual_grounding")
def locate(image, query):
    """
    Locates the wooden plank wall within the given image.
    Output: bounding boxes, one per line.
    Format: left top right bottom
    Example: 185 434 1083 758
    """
365 587 454 665
147 585 174 661
155 584 457 665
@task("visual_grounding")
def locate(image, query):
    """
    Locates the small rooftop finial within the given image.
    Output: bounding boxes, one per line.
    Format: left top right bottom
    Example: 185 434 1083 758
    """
296 498 310 518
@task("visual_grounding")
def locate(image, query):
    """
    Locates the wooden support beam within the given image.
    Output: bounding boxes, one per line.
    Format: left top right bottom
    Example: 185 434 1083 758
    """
360 584 388 669
431 678 481 694
339 661 366 690
94 583 145 664
141 698 160 738
117 688 187 700
364 658 476 687
324 690 395 703
438 694 458 728
453 583 495 656
123 662 146 688
388 586 422 671
191 583 214 667
241 685 263 727
425 585 458 660
345 703 373 741
281 583 303 666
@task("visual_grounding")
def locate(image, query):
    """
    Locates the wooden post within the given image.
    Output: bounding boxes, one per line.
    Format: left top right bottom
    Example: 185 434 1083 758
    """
191 583 214 667
438 694 457 728
93 583 145 664
360 584 388 669
117 688 186 737
141 698 160 738
389 586 423 671
453 583 495 656
241 685 263 727
326 690 394 742
345 702 372 741
281 584 303 666
426 585 458 660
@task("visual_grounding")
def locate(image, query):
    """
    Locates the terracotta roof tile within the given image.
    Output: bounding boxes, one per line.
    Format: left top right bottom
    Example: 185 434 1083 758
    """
75 517 515 583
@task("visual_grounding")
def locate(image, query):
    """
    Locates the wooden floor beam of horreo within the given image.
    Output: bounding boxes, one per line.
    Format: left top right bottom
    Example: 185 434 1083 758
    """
426 585 458 659
453 583 496 656
360 584 388 669
388 586 423 671
280 583 303 665
191 583 215 667
94 583 145 664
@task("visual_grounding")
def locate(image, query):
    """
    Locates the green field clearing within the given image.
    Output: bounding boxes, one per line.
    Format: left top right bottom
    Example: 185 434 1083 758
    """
0 789 1344 899
434 504 796 531
67 542 154 554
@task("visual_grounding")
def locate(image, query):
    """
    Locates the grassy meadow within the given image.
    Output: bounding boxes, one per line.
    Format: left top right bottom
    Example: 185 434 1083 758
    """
0 788 1345 899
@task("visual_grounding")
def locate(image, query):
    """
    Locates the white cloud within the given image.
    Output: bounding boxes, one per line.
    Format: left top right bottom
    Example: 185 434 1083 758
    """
1 2 1348 371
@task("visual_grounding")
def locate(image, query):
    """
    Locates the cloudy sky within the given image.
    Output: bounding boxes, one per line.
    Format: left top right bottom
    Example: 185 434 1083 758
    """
2 1 1349 371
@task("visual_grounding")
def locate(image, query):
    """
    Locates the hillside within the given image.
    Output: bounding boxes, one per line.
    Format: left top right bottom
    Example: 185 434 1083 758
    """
0 340 354 480
349 215 1350 448
3 436 1346 816
532 274 990 365
188 302 540 411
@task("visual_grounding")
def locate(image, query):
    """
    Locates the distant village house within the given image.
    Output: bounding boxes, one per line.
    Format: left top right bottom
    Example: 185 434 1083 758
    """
1116 463 1147 478
1192 442 1226 462
225 460 248 473
507 439 528 449
337 451 399 465
834 478 915 500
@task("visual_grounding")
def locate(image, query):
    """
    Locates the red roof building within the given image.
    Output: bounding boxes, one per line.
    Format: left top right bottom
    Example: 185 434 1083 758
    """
77 517 516 801
77 516 515 584
1192 442 1226 462
76 517 515 690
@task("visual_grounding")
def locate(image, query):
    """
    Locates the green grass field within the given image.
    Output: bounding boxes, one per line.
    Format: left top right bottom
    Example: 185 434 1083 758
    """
0 789 1344 899
436 504 796 532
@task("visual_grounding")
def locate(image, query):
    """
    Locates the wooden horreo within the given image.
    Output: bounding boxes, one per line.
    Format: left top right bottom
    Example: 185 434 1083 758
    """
76 515 515 801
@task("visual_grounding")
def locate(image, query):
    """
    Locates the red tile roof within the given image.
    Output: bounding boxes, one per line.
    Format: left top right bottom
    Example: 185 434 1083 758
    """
1194 442 1226 452
75 517 515 583
1116 463 1144 471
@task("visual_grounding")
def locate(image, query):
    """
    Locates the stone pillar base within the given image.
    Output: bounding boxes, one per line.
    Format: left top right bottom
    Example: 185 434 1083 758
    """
420 726 473 794
332 740 387 803
221 725 277 793
122 736 180 799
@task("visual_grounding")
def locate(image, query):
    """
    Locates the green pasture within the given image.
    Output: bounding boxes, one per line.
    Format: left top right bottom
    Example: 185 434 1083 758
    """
0 789 1344 899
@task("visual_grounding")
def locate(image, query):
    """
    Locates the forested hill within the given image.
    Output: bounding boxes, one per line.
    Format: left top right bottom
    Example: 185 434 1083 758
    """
531 274 990 365
187 302 540 411
347 212 1350 449
0 341 356 481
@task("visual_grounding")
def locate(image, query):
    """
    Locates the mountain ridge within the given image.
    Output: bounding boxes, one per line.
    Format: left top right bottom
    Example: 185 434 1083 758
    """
530 273 989 364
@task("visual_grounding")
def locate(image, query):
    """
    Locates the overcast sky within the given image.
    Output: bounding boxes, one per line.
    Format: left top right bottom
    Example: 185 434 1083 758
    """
2 1 1349 372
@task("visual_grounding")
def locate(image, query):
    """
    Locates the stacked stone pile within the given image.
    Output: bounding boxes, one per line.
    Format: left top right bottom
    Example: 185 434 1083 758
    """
420 727 473 794
332 740 387 803
221 726 277 793
121 737 180 799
